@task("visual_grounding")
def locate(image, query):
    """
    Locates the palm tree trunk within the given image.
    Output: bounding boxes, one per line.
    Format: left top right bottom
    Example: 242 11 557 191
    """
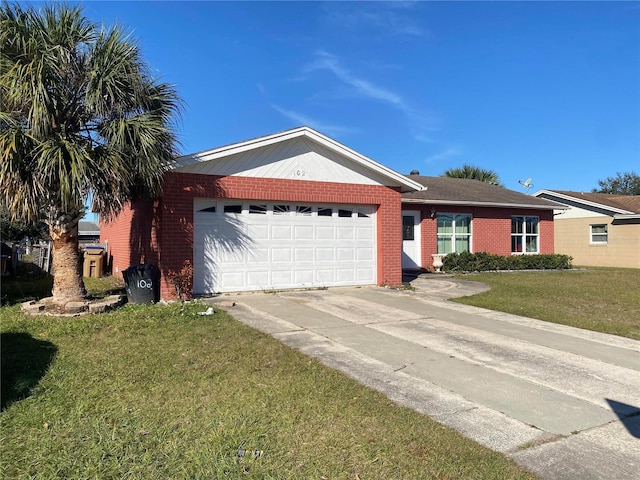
50 222 86 305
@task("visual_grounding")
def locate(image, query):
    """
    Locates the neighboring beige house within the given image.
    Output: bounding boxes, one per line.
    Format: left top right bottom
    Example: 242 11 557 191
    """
533 190 640 268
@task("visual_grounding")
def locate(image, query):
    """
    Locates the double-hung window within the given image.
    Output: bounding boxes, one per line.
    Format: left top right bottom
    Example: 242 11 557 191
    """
590 224 608 244
511 216 539 254
437 214 472 254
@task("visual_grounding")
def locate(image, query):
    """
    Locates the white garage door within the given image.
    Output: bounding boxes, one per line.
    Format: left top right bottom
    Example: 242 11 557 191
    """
193 200 377 294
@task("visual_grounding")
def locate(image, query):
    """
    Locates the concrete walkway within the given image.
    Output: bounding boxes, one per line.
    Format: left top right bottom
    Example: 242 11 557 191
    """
205 276 640 480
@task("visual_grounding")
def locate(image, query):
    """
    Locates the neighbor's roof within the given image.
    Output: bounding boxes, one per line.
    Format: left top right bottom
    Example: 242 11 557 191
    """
536 190 640 213
78 221 100 235
403 176 563 210
171 126 424 193
534 190 640 216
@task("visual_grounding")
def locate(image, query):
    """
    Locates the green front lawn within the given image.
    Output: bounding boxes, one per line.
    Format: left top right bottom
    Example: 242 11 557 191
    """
452 268 640 340
0 295 535 479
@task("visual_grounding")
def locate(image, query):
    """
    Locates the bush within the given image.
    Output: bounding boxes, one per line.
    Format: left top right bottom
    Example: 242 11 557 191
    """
442 252 572 272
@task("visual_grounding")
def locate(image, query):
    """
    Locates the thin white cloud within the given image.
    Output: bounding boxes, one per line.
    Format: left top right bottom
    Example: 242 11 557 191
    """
305 51 437 142
424 147 461 164
307 51 407 110
321 3 424 38
270 103 357 136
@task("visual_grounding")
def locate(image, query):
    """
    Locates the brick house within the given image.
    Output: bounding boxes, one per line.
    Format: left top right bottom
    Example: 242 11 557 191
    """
101 127 424 298
101 127 561 299
400 175 561 270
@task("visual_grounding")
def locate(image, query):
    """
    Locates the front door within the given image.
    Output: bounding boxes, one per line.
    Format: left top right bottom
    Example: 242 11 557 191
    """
401 211 421 269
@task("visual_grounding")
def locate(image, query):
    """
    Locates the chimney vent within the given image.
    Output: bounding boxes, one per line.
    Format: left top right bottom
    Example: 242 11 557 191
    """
410 169 420 175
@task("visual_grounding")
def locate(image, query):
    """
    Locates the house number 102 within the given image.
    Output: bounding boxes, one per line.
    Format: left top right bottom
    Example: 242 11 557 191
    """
295 169 305 177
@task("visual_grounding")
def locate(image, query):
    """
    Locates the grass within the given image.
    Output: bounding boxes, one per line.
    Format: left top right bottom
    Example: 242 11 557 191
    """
1 261 126 306
1 278 535 479
452 268 640 340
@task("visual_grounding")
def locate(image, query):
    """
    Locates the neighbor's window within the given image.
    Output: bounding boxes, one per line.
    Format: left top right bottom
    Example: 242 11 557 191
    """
437 214 471 254
590 224 608 244
512 216 539 254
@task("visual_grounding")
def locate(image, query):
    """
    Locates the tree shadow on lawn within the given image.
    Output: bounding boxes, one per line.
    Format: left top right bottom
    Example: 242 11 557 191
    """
1 332 57 411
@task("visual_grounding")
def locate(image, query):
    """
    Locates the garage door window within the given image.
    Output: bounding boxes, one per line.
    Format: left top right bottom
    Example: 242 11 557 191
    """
318 208 332 217
224 204 242 214
296 206 312 215
274 205 291 215
249 205 267 214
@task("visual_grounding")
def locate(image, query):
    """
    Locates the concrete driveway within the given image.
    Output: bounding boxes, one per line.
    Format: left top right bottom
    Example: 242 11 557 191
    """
206 276 640 480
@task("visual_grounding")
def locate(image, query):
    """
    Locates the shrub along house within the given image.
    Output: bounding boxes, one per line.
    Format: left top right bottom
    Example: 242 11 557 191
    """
101 127 562 300
532 190 640 268
400 175 562 271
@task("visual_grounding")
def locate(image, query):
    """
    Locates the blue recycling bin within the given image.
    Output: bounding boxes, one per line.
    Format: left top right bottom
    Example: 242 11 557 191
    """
122 264 160 304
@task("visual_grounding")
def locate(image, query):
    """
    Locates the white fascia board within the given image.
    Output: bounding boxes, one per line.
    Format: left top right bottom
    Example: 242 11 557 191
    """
401 198 563 210
614 214 640 220
171 126 424 193
533 190 632 215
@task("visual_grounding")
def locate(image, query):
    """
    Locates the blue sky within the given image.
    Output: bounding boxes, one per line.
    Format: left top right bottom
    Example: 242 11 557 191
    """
40 1 640 192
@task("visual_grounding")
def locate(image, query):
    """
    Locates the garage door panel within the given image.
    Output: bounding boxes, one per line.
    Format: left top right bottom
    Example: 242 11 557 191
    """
272 270 292 286
316 248 335 261
272 248 292 263
295 248 314 262
248 224 269 240
295 225 314 239
194 202 376 293
294 270 314 284
247 271 269 286
315 269 335 284
272 225 293 240
357 247 374 261
357 268 375 282
316 226 334 240
336 269 356 283
337 227 355 240
249 248 269 263
357 227 374 240
337 248 354 261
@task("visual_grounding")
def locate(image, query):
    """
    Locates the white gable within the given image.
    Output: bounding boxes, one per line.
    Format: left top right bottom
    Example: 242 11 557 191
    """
177 136 394 186
173 127 423 192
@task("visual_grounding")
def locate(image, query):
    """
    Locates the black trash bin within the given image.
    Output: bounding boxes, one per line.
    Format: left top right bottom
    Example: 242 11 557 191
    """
122 264 160 304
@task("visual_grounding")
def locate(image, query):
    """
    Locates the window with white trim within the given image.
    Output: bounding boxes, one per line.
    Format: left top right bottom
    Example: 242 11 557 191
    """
437 214 472 254
511 216 539 254
590 224 608 244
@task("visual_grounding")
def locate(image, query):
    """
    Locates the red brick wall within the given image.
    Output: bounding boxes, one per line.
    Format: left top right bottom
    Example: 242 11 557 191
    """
404 205 555 270
102 172 404 299
100 199 159 277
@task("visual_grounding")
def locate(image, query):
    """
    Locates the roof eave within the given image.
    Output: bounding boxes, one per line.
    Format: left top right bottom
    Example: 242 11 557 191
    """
401 198 563 210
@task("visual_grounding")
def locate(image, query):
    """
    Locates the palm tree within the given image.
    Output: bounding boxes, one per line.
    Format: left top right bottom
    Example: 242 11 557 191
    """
441 164 503 186
0 3 182 306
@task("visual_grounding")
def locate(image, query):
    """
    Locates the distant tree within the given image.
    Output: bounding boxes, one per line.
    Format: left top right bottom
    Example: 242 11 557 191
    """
0 3 182 307
0 206 49 242
441 164 503 186
593 171 640 195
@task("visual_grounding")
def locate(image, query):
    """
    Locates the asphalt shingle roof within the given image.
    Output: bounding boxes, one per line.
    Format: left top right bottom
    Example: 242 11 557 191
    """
402 176 561 209
546 191 640 214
